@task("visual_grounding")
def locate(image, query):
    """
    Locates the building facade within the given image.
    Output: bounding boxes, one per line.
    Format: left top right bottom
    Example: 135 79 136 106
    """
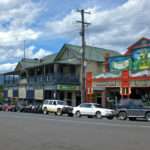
3 44 118 106
86 37 150 107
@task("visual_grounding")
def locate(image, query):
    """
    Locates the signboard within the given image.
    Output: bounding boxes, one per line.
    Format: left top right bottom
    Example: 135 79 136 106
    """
93 81 120 88
57 85 79 91
109 56 131 71
86 72 93 95
132 47 150 71
131 80 150 87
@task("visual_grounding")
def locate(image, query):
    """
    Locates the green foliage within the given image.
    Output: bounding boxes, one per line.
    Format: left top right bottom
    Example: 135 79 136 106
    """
143 101 150 106
0 85 4 103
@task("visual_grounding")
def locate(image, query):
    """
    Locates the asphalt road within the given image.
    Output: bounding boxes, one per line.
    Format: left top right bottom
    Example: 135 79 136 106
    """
0 112 150 150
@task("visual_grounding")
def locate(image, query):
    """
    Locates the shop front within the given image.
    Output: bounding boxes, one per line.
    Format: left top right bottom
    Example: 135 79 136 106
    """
86 37 150 107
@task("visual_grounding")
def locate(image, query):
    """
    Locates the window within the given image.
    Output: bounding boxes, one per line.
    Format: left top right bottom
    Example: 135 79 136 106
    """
57 101 65 105
53 101 57 105
80 103 92 108
86 104 92 108
44 100 48 104
93 104 102 108
48 101 53 105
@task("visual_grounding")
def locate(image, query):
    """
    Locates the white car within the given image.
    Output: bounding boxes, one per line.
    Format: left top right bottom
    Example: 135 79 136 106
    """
42 99 73 116
73 103 115 119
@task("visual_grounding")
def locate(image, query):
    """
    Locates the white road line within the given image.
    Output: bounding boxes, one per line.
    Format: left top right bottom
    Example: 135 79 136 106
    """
0 112 150 129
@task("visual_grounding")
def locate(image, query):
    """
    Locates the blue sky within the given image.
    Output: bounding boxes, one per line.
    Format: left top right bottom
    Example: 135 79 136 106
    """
0 0 150 73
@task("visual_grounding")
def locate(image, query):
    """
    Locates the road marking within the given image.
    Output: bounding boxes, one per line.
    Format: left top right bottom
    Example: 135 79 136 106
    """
0 112 150 129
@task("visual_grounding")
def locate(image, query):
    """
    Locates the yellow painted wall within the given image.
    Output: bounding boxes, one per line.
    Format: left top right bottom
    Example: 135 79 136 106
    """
8 88 13 98
35 89 43 100
19 87 26 99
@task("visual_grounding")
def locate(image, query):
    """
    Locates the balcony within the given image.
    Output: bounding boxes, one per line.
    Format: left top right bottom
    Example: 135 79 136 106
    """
4 80 19 87
28 73 80 85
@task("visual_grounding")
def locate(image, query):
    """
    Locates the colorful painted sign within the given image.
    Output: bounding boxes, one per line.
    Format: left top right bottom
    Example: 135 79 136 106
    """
132 48 150 71
57 85 79 91
109 56 131 71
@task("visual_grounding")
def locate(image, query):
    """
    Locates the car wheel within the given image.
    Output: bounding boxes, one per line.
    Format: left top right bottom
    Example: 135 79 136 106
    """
56 108 62 116
145 112 150 121
118 111 127 120
68 113 73 117
75 111 81 117
107 116 114 120
95 111 102 119
43 107 48 115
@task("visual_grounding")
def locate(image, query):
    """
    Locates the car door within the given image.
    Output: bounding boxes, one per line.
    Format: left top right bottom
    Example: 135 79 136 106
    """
85 104 93 115
51 100 57 112
47 100 54 112
79 103 92 115
127 102 145 117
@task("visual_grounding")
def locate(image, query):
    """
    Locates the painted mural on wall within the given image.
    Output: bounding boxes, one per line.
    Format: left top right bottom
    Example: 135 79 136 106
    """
109 56 132 71
132 48 150 71
109 47 150 72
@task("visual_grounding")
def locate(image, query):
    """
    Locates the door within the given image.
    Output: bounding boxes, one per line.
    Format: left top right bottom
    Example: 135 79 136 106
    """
79 103 92 115
96 96 102 105
127 102 145 117
50 100 57 112
47 100 53 112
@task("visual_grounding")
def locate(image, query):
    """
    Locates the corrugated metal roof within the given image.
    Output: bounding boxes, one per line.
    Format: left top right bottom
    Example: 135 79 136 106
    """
56 58 80 65
19 58 41 69
41 53 57 65
14 44 120 70
64 44 120 62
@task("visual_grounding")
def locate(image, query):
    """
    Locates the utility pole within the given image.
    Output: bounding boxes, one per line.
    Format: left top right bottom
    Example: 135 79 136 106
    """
77 9 90 103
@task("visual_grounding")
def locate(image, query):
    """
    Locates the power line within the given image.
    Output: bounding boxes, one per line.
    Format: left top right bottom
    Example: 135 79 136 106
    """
77 9 91 103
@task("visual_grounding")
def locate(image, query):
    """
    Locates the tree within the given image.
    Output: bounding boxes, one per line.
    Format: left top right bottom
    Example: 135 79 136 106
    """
0 85 4 103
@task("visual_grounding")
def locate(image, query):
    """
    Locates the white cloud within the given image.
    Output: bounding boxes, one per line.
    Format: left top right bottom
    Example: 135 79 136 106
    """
0 45 52 65
0 63 17 73
0 29 41 46
24 45 52 59
46 0 150 51
46 10 79 37
0 0 42 48
32 48 52 59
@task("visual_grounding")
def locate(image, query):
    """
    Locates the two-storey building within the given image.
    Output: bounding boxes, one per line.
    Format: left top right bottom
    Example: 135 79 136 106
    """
3 44 118 106
86 37 150 107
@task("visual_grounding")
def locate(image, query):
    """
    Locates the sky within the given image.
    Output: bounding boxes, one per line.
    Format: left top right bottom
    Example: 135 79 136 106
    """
0 0 150 73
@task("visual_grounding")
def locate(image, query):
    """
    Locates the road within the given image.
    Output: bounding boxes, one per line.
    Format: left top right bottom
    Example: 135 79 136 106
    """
0 112 150 150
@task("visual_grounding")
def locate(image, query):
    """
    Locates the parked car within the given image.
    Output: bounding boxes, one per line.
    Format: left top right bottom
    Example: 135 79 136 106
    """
0 103 2 111
42 99 73 116
31 103 43 114
2 103 16 112
116 99 150 121
73 103 115 119
15 102 26 112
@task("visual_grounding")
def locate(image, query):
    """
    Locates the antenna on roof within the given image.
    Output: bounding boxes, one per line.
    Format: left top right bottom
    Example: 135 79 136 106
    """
23 40 26 60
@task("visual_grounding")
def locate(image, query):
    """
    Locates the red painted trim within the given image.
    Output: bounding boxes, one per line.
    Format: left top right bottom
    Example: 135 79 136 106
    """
125 37 150 55
94 75 150 82
128 37 150 49
130 76 150 80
